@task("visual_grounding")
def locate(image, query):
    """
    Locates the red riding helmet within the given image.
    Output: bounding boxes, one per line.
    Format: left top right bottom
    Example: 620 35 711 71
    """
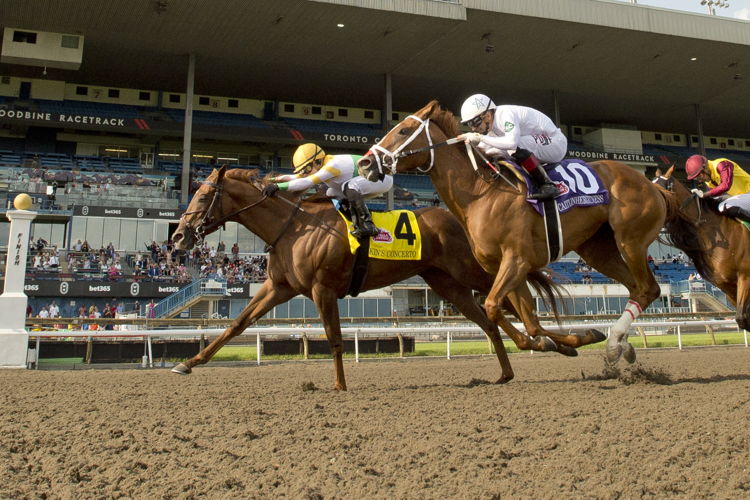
685 155 707 180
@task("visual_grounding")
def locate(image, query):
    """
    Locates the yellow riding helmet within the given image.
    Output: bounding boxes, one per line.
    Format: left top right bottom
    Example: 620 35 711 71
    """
292 143 326 173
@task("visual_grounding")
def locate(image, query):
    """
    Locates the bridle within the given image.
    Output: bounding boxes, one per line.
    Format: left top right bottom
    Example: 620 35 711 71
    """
180 178 268 246
368 114 438 177
179 174 346 249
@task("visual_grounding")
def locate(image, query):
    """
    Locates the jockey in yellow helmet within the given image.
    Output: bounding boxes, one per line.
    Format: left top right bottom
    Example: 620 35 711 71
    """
263 143 394 238
685 154 750 223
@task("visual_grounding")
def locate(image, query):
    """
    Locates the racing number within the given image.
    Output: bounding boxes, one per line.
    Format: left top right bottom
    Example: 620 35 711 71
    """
394 212 416 245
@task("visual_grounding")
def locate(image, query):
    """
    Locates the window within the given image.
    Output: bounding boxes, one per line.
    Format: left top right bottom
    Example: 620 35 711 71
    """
139 91 150 101
728 139 735 146
13 31 37 44
61 35 80 49
391 112 399 121
673 135 680 142
326 111 334 119
745 140 750 148
228 99 239 108
573 127 582 135
364 110 374 119
338 108 348 117
691 136 699 144
311 106 322 115
108 89 120 98
199 96 209 106
76 86 88 96
654 133 662 141
0 76 10 85
710 138 717 145
283 103 295 112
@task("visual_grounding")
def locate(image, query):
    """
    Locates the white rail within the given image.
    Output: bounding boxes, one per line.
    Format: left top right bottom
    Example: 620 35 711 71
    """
27 318 749 368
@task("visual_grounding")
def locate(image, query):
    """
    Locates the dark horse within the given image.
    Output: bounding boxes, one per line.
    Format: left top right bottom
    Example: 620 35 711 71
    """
171 167 592 390
653 166 746 327
357 100 692 363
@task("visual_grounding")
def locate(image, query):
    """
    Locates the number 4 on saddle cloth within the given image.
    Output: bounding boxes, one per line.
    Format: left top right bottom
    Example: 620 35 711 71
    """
333 199 423 297
512 159 610 263
333 199 422 260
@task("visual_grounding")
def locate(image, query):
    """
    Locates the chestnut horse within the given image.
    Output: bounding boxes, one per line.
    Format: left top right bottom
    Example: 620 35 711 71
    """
653 166 748 327
358 100 685 363
171 167 588 390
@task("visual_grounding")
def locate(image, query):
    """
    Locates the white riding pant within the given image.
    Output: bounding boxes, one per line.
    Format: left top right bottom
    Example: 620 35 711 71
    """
718 193 750 212
329 175 393 200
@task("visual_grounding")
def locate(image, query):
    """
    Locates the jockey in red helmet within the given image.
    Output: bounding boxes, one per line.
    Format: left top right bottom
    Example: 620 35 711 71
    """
685 154 750 223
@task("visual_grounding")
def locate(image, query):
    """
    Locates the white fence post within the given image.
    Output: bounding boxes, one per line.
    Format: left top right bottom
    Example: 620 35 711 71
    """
744 329 748 348
355 329 360 363
256 331 261 365
446 331 451 360
677 325 682 350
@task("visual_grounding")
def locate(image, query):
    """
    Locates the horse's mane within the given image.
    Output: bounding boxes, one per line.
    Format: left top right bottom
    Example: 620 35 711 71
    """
423 100 461 138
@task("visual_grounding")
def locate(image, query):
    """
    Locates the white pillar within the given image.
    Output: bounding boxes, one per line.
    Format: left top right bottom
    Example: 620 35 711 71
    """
0 208 37 368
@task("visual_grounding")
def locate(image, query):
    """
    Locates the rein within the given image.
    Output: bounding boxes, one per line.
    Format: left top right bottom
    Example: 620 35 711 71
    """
182 176 346 248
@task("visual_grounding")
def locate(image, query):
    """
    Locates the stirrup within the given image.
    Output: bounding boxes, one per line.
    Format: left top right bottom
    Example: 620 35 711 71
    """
351 222 379 239
528 184 560 201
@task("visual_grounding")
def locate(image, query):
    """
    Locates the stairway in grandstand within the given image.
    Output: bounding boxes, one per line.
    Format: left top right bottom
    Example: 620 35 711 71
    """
674 280 732 313
150 278 228 318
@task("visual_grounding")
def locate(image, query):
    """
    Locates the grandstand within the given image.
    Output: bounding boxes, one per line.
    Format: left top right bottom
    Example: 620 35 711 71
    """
0 0 749 321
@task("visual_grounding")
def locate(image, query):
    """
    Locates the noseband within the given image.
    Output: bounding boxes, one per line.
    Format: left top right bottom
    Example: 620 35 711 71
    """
369 114 436 176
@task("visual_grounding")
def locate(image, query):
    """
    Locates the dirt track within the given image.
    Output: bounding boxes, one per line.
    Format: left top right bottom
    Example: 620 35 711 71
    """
2 347 750 499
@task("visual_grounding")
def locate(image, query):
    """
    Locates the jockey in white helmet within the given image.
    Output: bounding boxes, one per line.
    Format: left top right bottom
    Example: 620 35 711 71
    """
457 93 567 200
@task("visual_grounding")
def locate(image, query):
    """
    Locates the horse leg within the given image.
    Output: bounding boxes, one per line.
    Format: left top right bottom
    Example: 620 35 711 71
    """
505 282 605 350
735 274 750 330
311 284 347 391
577 229 660 364
172 280 297 374
484 256 559 353
421 269 514 383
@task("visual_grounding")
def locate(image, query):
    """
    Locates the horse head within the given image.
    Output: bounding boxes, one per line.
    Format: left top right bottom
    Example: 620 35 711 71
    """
173 166 268 250
358 100 454 182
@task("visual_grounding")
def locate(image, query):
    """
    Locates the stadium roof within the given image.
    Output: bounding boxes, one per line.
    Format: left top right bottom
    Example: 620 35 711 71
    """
1 0 749 137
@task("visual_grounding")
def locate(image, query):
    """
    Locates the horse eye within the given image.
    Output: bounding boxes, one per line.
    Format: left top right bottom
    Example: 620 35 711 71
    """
398 127 413 136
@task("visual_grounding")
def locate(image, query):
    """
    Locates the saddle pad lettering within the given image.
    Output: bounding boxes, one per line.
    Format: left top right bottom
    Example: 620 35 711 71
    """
338 209 422 260
526 159 609 214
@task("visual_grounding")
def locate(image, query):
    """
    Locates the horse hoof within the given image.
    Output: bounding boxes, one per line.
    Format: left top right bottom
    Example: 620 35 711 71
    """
171 363 192 375
606 344 623 364
622 342 636 364
585 329 607 344
535 336 558 352
495 374 514 384
557 345 578 357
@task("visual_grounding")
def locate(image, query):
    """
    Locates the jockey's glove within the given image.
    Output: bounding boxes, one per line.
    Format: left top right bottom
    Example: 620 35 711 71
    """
459 132 483 145
690 188 704 198
263 184 280 197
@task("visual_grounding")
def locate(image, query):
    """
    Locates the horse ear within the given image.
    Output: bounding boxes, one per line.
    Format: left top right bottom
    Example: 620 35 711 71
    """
654 168 662 177
665 165 675 178
217 164 227 180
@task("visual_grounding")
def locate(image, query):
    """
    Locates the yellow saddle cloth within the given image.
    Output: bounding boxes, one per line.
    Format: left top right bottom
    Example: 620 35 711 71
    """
339 209 422 260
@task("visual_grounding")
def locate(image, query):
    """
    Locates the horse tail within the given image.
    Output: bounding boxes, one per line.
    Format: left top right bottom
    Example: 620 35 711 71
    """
526 269 567 326
654 185 716 284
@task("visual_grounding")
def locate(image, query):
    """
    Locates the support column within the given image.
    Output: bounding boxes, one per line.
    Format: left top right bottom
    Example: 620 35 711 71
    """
383 73 395 210
551 89 561 128
181 53 196 205
0 201 37 368
694 103 706 156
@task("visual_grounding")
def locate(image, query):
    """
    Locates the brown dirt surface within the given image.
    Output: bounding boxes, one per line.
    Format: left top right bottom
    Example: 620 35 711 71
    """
2 347 750 499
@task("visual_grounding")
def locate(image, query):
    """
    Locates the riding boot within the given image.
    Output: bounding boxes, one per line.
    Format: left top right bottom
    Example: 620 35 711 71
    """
344 188 380 239
512 148 560 200
721 205 750 224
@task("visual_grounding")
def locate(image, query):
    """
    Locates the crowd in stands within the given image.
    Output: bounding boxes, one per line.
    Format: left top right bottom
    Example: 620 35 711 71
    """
189 241 268 283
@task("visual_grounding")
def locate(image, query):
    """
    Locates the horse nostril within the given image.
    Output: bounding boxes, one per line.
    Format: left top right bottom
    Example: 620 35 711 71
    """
173 233 183 242
357 158 371 169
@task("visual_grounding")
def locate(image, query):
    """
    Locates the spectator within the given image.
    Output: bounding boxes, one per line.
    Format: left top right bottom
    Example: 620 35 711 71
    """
146 300 156 319
432 192 440 207
48 301 59 318
231 242 239 259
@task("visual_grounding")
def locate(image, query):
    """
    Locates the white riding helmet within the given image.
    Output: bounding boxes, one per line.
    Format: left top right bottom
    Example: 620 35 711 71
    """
460 94 496 124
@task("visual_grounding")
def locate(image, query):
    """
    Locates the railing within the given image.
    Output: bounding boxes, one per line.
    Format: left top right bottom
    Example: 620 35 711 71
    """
150 278 227 318
673 279 726 299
